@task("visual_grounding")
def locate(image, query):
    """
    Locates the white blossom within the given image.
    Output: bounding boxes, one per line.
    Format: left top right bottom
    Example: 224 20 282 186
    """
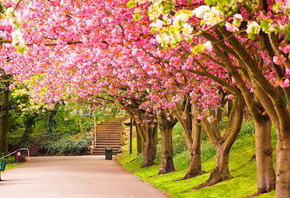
192 5 210 18
11 29 25 47
233 14 243 21
203 7 224 25
183 23 193 35
173 13 189 28
204 41 213 51
5 8 14 19
150 19 164 29
246 21 261 34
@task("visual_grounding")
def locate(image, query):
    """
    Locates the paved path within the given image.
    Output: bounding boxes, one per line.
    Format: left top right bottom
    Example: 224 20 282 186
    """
0 156 169 198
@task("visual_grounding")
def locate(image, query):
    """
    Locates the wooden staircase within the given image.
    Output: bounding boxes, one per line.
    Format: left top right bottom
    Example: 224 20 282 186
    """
91 117 128 155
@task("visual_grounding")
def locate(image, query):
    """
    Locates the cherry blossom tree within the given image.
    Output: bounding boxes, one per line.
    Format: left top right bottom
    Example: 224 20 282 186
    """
132 0 289 196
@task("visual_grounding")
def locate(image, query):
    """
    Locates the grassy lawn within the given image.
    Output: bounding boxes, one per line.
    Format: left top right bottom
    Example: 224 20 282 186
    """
116 122 276 198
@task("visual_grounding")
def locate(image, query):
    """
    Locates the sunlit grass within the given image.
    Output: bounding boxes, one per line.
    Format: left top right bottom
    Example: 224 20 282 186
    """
116 122 276 198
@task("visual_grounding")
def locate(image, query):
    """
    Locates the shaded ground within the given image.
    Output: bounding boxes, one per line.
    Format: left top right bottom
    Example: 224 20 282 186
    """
0 156 169 198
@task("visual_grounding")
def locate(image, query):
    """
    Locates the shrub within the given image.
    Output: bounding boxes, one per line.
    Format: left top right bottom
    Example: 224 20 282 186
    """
201 141 216 162
172 134 187 155
237 121 255 139
174 151 189 170
41 134 92 156
172 123 188 155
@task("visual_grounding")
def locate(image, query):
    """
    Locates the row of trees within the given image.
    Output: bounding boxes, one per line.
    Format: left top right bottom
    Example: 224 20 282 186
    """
0 0 289 197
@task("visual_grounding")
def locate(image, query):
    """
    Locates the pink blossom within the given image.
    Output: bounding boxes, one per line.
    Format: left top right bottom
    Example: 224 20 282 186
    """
280 79 290 88
197 114 204 120
207 116 214 123
227 94 234 100
225 22 239 32
273 55 286 65
280 45 290 54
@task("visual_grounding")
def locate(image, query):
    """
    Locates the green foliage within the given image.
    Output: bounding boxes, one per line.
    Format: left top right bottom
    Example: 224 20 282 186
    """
237 121 255 139
172 123 187 154
173 151 189 170
127 0 136 8
40 134 92 156
82 121 94 132
201 141 216 162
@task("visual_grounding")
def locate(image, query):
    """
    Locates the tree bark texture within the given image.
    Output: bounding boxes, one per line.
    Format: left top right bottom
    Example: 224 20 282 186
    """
0 84 9 153
158 112 177 174
255 118 276 194
142 122 157 167
184 115 202 179
135 123 143 155
198 97 244 188
276 128 290 198
172 101 203 179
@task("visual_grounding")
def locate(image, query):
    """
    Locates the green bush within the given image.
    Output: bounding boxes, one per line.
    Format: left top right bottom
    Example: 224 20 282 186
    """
238 121 255 139
201 141 216 162
174 151 189 170
41 134 92 156
172 123 187 155
172 134 187 155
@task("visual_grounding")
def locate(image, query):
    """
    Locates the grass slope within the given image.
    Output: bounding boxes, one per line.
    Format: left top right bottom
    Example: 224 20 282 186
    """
117 126 276 198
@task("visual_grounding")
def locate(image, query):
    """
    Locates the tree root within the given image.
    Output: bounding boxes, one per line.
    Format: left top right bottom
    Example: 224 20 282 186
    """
140 162 155 168
182 171 204 180
172 171 206 182
193 169 233 190
158 168 175 175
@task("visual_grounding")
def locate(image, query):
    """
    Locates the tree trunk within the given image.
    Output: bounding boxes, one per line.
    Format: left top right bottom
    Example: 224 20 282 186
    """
158 113 176 174
0 86 9 153
276 130 290 198
255 118 276 194
172 102 204 179
184 116 202 179
135 123 143 155
196 145 232 189
197 96 244 189
142 123 157 167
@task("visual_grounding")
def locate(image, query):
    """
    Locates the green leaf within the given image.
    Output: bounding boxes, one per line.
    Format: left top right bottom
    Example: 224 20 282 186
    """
192 44 205 54
205 0 217 6
127 0 136 8
133 12 141 21
16 45 28 54
188 37 193 44
151 27 157 34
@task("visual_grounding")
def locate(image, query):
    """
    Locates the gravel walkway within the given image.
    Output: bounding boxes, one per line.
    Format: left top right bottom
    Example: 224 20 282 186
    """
0 156 169 198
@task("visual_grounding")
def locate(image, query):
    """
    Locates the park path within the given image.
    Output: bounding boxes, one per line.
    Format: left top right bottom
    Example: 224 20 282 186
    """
0 156 169 198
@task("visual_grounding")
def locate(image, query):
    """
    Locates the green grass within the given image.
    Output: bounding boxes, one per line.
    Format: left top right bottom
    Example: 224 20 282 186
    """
116 126 276 198
5 163 21 171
